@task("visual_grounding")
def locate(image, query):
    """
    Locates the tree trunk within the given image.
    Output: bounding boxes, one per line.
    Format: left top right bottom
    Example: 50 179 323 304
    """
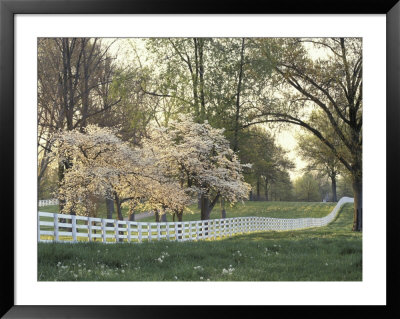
106 198 114 219
200 193 220 240
176 210 183 222
113 193 123 242
155 209 160 222
256 177 260 201
176 209 183 240
200 194 210 220
58 162 66 214
232 38 245 152
331 175 337 202
114 193 123 221
198 39 206 121
352 172 362 231
128 203 135 221
265 178 269 201
161 209 167 222
220 198 226 219
116 203 123 221
197 192 202 209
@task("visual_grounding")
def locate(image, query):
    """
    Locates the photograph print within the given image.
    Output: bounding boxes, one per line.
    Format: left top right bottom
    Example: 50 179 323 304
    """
37 37 362 282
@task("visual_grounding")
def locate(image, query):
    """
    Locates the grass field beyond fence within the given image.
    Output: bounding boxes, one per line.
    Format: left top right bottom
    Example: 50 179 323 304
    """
39 200 337 221
38 202 362 281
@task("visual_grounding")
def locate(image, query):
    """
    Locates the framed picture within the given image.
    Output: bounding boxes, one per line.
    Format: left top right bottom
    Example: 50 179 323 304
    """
1 0 398 317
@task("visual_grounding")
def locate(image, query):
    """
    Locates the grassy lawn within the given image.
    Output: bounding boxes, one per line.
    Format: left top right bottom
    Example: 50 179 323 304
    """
39 200 337 222
37 202 362 281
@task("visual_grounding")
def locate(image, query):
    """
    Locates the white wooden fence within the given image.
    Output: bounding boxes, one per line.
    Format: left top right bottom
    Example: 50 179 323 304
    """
38 199 59 207
38 197 353 244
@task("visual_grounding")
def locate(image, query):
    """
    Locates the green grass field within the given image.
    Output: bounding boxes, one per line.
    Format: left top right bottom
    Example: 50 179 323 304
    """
37 202 362 281
39 200 337 221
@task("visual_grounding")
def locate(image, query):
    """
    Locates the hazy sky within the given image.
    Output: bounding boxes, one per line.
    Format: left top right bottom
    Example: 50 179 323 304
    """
107 38 307 179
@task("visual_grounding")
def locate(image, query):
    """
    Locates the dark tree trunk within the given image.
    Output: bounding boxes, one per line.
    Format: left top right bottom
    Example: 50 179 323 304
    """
232 38 245 152
155 209 160 222
176 210 183 222
114 193 123 221
256 177 260 201
161 213 167 222
113 193 123 242
198 39 206 120
220 198 226 219
352 171 362 231
331 175 337 202
106 198 114 219
265 178 269 201
200 194 210 220
128 203 135 221
175 209 183 240
58 162 66 214
57 161 71 230
249 190 253 201
200 193 220 220
197 192 201 209
116 203 123 221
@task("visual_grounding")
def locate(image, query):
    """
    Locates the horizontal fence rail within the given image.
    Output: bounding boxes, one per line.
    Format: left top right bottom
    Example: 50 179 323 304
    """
38 197 354 244
38 199 59 207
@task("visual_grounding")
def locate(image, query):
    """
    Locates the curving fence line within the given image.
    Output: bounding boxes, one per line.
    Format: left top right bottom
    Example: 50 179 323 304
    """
38 197 354 244
38 199 59 207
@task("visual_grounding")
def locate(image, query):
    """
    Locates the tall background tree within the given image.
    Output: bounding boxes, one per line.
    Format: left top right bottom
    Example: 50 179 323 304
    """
239 126 294 201
251 38 362 231
296 112 347 202
293 173 321 202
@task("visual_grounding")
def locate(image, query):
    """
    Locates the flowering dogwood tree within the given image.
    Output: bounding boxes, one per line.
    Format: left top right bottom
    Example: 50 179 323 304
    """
51 115 250 221
143 115 251 220
51 125 192 220
50 125 148 217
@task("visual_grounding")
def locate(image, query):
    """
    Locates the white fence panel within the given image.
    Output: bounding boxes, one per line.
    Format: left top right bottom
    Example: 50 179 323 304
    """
38 199 59 207
38 197 354 244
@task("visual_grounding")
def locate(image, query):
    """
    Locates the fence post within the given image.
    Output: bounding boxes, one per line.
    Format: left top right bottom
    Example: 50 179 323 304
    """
102 219 106 243
127 222 131 243
166 223 170 241
148 224 152 242
138 223 142 243
174 223 178 241
114 221 119 243
157 223 161 241
72 215 77 242
54 213 59 242
88 217 92 242
37 213 41 242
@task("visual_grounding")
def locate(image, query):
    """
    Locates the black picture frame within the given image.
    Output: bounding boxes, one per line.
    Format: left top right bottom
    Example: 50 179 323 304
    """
1 0 399 317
